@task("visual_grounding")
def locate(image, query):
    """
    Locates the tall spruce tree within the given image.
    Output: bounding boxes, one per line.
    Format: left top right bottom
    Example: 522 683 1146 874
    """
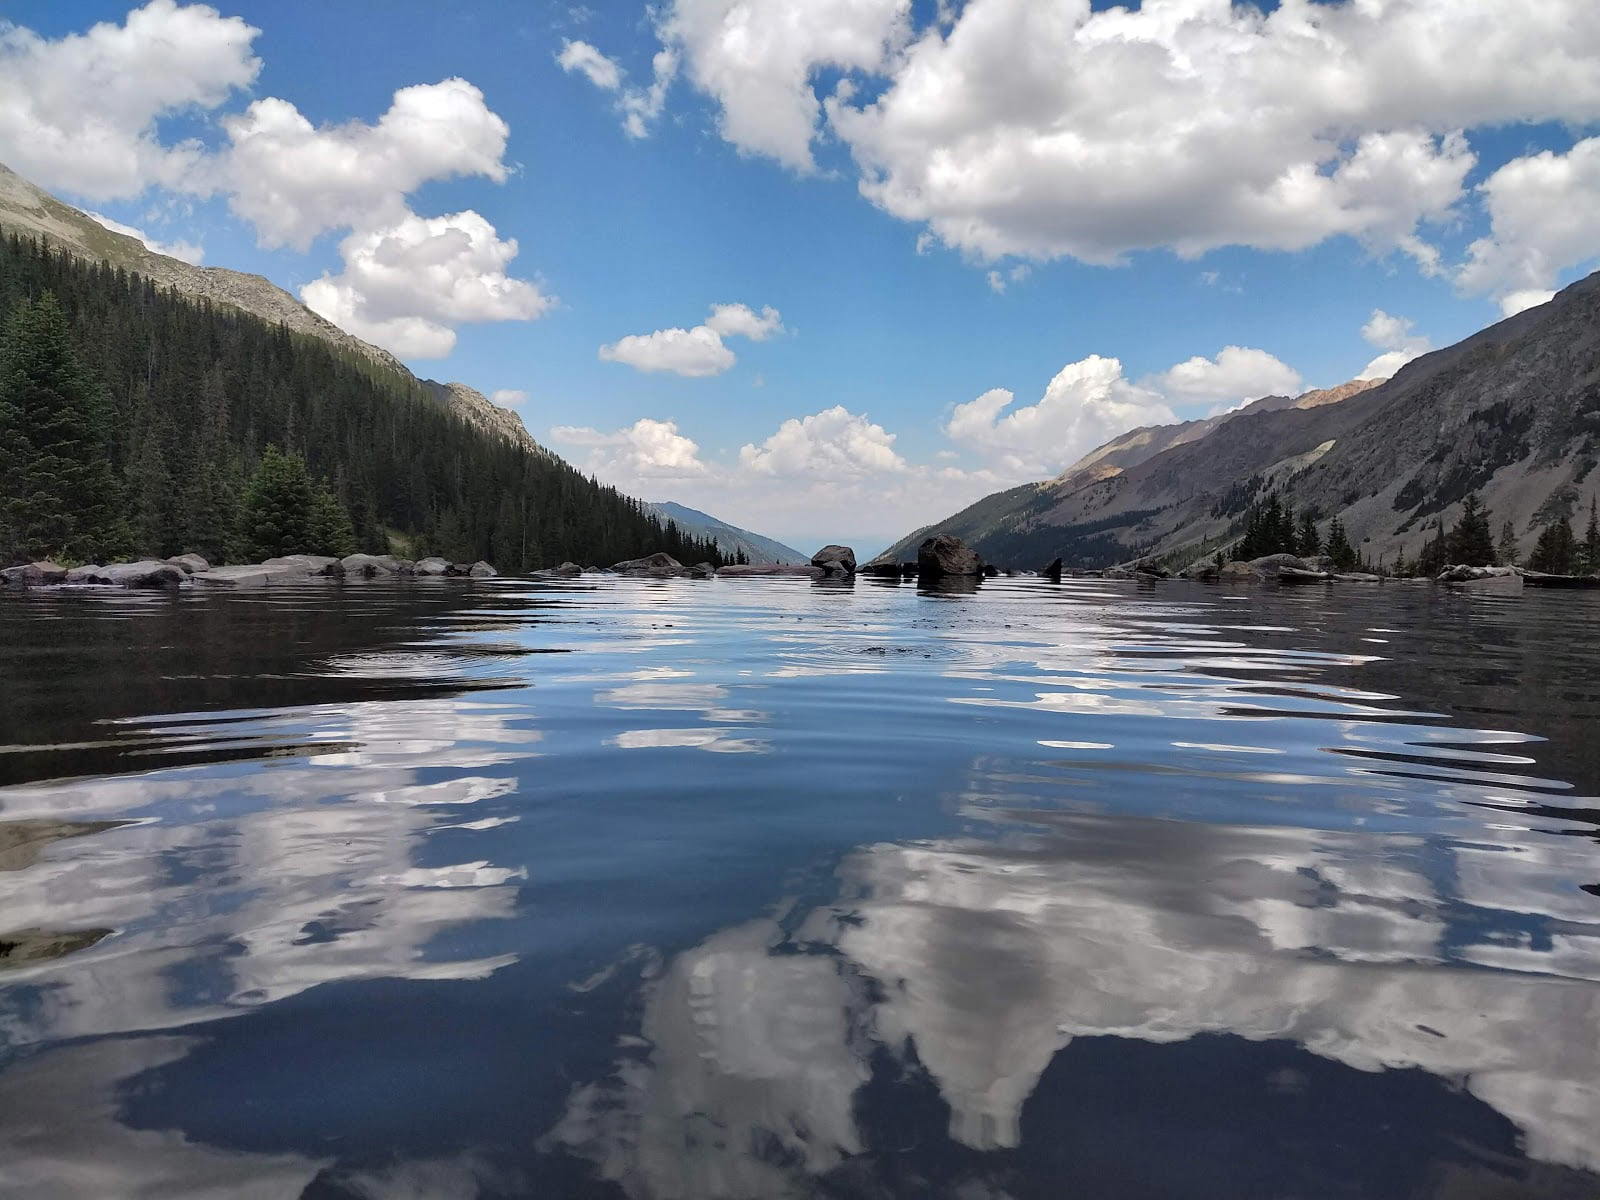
1446 493 1495 566
1416 521 1450 577
309 481 358 558
1296 511 1322 558
1582 497 1600 575
234 445 318 561
1495 519 1520 568
1528 517 1577 574
0 293 124 562
1324 516 1358 571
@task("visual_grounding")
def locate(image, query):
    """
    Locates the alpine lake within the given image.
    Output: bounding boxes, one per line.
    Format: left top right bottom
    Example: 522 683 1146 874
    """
1 573 1598 1200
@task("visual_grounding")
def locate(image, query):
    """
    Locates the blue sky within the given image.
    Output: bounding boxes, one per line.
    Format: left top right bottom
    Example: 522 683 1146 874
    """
3 1 1599 553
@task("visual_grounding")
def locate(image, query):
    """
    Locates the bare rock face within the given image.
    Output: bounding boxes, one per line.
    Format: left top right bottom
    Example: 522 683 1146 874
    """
613 553 684 576
0 561 67 587
917 534 980 578
811 545 857 576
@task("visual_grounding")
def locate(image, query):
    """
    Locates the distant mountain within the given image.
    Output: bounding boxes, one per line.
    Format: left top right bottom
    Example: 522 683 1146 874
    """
0 161 542 461
882 285 1600 570
646 502 808 564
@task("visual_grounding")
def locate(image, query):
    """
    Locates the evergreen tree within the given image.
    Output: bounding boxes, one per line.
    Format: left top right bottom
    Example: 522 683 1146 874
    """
1446 492 1495 566
1324 516 1358 571
1528 517 1577 574
1582 497 1600 575
309 481 358 558
1296 511 1322 558
1495 519 1519 568
1416 521 1450 577
234 445 317 560
0 293 124 562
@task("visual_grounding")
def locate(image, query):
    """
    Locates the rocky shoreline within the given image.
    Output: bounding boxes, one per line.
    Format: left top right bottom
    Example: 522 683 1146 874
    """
7 535 1597 594
1 553 499 589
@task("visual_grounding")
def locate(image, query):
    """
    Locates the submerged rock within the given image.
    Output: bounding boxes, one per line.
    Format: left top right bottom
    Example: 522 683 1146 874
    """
917 533 980 578
0 561 67 587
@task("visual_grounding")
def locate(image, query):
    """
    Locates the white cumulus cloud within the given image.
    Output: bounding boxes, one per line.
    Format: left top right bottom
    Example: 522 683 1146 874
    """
0 0 260 200
1457 137 1600 316
301 210 553 359
490 389 530 408
550 418 708 480
599 302 784 377
1147 346 1303 410
945 356 1176 479
1358 309 1432 380
738 405 906 477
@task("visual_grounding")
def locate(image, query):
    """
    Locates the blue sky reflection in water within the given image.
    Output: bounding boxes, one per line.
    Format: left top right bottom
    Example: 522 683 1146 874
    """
0 576 1598 1199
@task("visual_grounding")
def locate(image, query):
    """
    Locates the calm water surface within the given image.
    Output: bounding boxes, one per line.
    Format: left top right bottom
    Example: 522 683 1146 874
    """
1 576 1598 1199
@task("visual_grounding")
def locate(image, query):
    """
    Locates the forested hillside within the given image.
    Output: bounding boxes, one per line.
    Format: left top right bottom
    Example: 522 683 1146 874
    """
0 234 724 570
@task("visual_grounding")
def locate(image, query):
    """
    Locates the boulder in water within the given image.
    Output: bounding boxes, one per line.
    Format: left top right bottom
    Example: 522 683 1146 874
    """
613 552 684 576
1043 557 1063 582
0 561 67 587
191 564 303 587
467 561 497 578
97 560 185 587
261 554 343 576
165 554 210 575
341 553 409 577
811 545 856 576
917 534 979 578
1247 553 1309 578
415 557 450 576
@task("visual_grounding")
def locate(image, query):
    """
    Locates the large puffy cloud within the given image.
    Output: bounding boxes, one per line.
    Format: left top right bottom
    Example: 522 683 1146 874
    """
598 0 1600 278
1357 309 1432 380
738 406 906 477
599 303 784 377
0 6 545 362
944 356 1176 479
1147 346 1302 410
1457 138 1600 316
220 79 511 252
0 0 260 200
301 210 552 359
660 0 910 171
550 418 709 480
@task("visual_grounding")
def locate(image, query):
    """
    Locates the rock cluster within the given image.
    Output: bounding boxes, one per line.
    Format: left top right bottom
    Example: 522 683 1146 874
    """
1 552 498 589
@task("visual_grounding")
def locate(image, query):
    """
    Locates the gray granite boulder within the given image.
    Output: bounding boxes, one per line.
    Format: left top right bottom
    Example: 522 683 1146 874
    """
414 557 450 576
166 554 210 575
467 561 497 578
1 561 68 587
97 560 185 587
262 554 343 576
811 545 857 576
917 534 979 578
191 564 303 587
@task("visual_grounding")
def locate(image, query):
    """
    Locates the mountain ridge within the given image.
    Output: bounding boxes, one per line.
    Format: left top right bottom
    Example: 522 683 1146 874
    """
644 502 808 565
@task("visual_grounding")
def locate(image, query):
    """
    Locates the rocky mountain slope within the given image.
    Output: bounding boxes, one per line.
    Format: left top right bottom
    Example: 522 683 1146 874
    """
886 282 1600 569
644 502 808 565
0 161 542 460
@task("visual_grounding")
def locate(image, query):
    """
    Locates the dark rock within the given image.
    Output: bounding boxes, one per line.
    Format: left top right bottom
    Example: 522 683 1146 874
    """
551 561 582 577
613 552 684 576
96 560 185 587
1 561 67 587
982 563 999 577
1043 557 1063 582
811 545 857 576
1130 557 1170 579
917 534 980 578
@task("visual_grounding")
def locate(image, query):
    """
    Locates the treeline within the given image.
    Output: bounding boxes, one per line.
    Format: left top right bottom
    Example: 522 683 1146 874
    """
0 233 727 570
1225 488 1600 577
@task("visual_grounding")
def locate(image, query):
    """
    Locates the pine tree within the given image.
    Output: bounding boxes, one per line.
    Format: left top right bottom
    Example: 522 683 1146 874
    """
1582 497 1600 575
234 445 317 561
1324 516 1358 571
1446 493 1495 566
0 293 124 562
1495 519 1519 568
1296 511 1322 558
309 481 357 558
1528 517 1577 574
1416 521 1450 577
